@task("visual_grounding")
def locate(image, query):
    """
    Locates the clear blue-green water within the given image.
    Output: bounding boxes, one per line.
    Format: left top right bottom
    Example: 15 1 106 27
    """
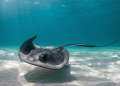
0 0 120 86
0 0 120 47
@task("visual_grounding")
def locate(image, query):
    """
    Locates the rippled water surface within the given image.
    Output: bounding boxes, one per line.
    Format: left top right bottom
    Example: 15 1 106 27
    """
0 0 120 86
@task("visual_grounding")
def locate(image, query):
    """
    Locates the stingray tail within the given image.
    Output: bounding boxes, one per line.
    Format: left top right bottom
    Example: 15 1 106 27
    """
55 40 119 49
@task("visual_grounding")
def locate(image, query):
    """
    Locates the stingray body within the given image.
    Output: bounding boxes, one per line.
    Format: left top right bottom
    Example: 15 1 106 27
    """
18 36 118 70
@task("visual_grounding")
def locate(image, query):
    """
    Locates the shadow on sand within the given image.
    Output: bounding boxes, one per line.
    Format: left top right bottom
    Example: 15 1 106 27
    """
24 65 76 83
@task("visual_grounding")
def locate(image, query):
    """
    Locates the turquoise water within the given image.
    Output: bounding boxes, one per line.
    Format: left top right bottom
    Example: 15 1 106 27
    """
0 0 120 47
0 0 120 86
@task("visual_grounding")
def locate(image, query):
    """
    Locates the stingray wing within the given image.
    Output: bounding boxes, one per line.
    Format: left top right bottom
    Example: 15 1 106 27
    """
18 36 69 70
18 35 38 61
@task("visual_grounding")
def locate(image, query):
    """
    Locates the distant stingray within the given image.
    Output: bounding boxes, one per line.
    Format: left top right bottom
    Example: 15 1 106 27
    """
18 36 118 70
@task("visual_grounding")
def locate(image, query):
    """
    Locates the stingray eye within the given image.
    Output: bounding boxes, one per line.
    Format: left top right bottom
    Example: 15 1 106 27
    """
39 53 48 63
31 50 35 53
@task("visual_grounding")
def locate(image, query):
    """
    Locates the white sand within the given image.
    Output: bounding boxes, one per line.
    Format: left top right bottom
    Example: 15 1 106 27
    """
0 47 120 86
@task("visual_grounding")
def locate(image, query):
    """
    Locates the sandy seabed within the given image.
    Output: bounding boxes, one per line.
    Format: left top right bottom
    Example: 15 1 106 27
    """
0 47 120 86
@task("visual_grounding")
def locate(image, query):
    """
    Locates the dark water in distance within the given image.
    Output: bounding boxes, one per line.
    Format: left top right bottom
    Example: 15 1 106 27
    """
0 0 120 47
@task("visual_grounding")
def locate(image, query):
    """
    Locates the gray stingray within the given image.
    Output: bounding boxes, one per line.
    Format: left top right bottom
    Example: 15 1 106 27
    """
18 36 118 70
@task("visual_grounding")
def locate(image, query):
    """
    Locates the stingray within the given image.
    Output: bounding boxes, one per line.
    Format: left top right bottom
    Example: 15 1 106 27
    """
18 36 118 70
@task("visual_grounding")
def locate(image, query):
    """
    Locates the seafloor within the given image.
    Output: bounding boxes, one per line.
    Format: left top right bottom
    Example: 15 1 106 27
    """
0 47 120 86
